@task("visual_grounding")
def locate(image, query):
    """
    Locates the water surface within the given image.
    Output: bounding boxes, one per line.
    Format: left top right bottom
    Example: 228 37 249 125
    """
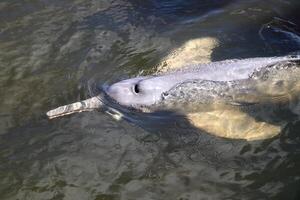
1 0 300 199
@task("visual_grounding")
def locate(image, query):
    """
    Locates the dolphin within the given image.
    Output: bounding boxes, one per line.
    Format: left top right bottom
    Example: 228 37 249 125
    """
46 55 300 119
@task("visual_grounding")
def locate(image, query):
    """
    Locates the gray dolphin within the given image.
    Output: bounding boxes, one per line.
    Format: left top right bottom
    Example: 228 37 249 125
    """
46 55 300 119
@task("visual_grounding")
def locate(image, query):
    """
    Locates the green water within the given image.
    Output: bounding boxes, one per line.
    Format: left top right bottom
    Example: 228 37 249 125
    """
0 0 300 199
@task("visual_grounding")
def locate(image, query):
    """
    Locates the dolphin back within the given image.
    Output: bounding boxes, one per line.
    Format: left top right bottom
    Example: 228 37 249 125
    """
156 59 300 113
164 54 300 82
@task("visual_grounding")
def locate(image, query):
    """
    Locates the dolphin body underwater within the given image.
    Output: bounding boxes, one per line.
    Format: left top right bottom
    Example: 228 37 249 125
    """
47 55 300 119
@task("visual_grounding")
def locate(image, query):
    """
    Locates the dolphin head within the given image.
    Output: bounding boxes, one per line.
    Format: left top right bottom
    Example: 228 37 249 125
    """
105 75 176 109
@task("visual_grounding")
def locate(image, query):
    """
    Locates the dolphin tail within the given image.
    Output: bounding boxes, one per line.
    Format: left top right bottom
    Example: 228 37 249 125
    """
46 96 103 119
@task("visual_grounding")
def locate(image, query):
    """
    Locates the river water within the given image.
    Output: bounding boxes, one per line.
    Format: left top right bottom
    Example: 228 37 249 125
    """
1 0 300 199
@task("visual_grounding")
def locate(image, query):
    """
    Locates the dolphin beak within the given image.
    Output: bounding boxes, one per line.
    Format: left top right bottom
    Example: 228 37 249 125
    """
46 96 103 119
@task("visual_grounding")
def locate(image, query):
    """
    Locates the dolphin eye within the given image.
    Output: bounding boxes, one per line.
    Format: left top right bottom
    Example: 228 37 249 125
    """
133 84 140 94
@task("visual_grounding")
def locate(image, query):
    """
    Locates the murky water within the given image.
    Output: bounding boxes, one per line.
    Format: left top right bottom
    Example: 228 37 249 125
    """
1 0 300 199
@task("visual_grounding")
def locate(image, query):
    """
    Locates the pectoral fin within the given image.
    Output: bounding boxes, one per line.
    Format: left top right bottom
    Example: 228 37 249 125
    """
186 109 282 141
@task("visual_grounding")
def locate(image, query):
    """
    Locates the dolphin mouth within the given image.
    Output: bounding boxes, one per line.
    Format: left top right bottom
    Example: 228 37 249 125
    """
46 85 113 119
46 96 104 119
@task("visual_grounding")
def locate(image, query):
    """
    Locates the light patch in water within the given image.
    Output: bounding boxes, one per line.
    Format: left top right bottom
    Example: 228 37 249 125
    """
156 37 219 73
187 110 281 141
105 107 124 121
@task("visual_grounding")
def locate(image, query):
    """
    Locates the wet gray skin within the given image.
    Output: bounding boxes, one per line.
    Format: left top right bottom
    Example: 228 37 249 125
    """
46 55 300 119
